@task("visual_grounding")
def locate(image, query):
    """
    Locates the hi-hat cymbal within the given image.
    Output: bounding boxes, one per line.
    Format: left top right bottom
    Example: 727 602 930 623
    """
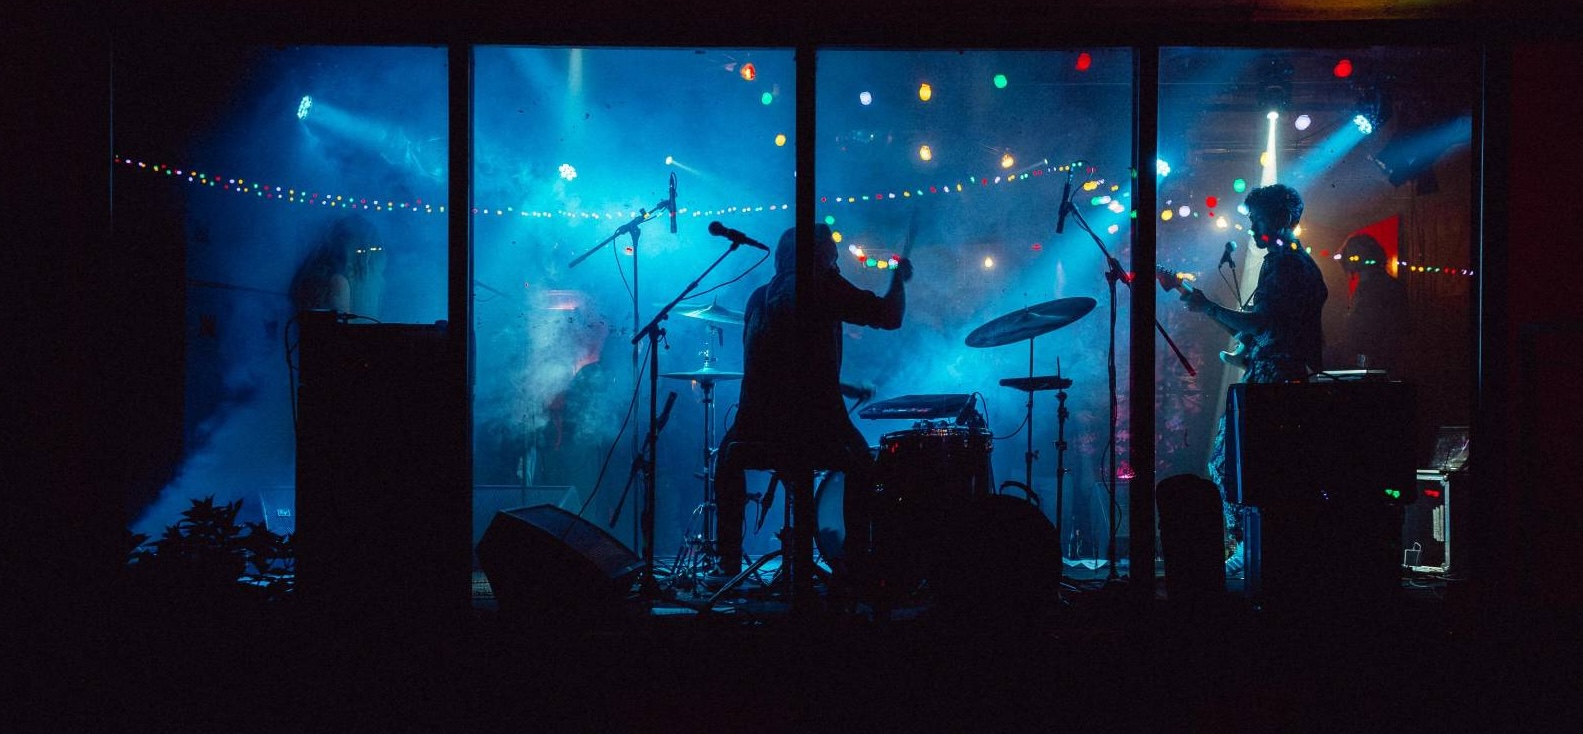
660 366 745 385
679 301 745 325
998 375 1074 393
964 297 1097 348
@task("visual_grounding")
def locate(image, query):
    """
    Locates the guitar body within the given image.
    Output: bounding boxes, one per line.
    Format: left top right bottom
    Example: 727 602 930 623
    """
1220 334 1249 370
1157 266 1249 372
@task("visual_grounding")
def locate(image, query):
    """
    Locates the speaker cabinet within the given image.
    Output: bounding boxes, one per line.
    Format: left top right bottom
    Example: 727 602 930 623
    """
1242 501 1404 616
477 505 645 627
1403 469 1467 573
1224 381 1415 509
1223 380 1413 615
472 486 579 568
294 312 470 626
1155 474 1226 604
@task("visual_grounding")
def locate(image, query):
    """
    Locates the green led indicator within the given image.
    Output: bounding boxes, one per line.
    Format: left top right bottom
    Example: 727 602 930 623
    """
993 73 1008 89
1233 178 1248 193
761 92 774 105
824 215 836 226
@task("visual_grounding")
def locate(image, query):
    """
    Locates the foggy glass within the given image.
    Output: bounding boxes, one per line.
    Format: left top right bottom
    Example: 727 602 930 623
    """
117 46 449 537
816 49 1136 563
470 47 796 555
1155 47 1476 487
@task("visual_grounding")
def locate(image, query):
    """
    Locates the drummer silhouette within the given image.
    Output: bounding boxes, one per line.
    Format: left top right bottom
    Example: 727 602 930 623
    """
710 223 912 581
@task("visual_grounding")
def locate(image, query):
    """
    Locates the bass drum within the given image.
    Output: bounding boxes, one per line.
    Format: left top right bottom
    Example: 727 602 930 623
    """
813 469 849 565
814 427 997 597
813 467 929 597
927 493 1065 626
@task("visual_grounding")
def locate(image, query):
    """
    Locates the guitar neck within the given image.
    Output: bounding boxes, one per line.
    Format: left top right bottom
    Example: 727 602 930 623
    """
1171 283 1240 338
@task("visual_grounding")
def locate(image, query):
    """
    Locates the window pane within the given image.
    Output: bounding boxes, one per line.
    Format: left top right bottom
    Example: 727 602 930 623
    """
1156 47 1476 525
117 46 449 536
471 48 796 555
818 49 1135 564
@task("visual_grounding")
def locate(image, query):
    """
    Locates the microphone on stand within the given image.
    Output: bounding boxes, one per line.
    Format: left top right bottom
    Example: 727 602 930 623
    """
1220 240 1238 268
668 173 678 234
1055 174 1073 235
1055 160 1082 235
707 221 770 251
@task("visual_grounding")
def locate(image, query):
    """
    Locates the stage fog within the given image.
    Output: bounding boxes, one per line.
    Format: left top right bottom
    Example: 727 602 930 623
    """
116 45 1473 568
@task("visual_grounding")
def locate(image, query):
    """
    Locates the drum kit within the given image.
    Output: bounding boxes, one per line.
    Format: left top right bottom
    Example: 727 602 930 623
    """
661 292 1099 606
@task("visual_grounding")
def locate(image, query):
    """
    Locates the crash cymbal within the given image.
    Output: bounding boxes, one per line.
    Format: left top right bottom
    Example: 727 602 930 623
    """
679 300 745 325
964 297 1097 348
660 366 745 385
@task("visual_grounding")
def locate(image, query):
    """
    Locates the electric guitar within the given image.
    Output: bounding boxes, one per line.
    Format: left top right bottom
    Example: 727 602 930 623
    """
1155 266 1250 370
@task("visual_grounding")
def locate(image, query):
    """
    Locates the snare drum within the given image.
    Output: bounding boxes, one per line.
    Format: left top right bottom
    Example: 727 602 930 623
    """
874 425 995 507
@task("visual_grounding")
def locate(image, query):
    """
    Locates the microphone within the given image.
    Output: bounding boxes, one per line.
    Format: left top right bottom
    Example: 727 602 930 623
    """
1220 240 1237 268
668 173 677 235
707 221 770 251
1055 166 1075 235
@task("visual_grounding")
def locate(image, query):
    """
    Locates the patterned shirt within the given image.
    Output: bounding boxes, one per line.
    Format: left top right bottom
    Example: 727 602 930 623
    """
1244 242 1327 383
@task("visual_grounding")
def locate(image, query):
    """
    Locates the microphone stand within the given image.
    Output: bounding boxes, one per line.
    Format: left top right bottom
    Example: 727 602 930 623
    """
622 242 746 600
568 196 672 550
1061 202 1194 582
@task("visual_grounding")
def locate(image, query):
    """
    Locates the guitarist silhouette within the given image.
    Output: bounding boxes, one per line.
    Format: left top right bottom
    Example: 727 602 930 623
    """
1177 184 1325 386
1174 184 1328 577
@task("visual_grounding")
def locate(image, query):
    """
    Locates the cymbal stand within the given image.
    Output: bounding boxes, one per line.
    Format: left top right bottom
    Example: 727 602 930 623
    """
681 376 722 579
1052 362 1070 569
623 243 744 600
1016 339 1039 503
699 331 722 568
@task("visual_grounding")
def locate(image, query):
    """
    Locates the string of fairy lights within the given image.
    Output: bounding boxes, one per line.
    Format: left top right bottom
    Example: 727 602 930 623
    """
112 153 1474 276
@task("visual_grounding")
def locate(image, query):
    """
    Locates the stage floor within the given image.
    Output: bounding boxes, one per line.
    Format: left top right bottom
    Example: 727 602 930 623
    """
470 553 1454 628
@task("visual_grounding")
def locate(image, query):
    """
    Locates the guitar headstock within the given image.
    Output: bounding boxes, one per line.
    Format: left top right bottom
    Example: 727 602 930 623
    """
1154 266 1196 292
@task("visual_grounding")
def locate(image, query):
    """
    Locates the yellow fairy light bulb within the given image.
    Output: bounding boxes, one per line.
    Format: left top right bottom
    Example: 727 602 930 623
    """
918 83 933 102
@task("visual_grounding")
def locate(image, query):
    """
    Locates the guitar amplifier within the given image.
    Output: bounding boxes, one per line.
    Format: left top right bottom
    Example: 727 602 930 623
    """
1223 380 1416 509
1402 469 1468 573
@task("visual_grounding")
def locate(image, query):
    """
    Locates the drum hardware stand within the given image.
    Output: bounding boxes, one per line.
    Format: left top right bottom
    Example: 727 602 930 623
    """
706 469 832 611
618 241 745 601
1017 339 1041 505
697 336 722 568
1060 196 1194 582
656 333 746 591
1052 361 1071 576
668 363 723 589
997 360 1078 594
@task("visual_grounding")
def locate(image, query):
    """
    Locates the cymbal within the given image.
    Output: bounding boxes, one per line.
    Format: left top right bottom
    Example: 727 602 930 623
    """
679 301 744 325
660 366 744 385
999 375 1074 393
964 297 1097 348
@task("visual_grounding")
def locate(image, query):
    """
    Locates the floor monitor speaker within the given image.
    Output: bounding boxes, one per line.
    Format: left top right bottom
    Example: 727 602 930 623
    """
477 505 645 627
